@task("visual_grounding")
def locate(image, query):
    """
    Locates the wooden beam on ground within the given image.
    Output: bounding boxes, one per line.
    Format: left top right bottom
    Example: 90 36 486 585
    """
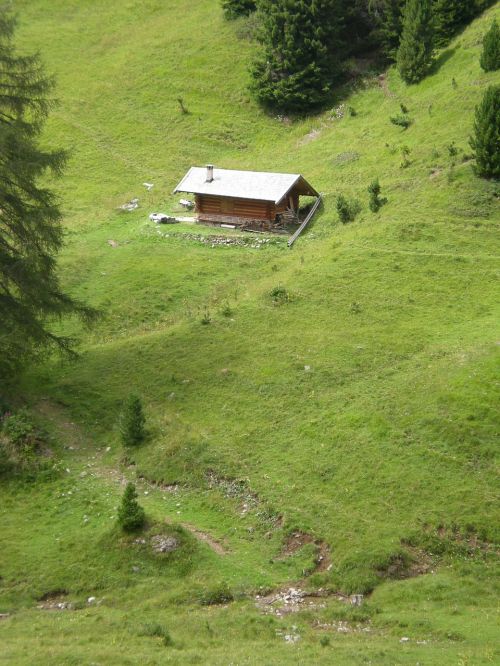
287 196 322 248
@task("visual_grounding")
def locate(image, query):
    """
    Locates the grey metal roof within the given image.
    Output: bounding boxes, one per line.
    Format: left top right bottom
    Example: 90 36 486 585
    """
174 167 318 204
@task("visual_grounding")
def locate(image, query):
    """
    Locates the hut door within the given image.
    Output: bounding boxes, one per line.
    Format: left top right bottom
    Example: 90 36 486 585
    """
221 199 234 215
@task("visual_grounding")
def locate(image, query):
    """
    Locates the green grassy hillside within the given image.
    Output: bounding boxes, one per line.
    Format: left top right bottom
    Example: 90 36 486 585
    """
1 0 499 663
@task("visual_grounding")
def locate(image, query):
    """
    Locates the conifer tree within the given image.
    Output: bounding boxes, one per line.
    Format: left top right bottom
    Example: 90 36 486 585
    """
480 18 500 72
397 0 435 84
120 394 146 446
221 0 256 20
433 0 467 45
470 85 500 179
370 0 405 60
251 0 344 113
0 12 95 384
117 483 146 532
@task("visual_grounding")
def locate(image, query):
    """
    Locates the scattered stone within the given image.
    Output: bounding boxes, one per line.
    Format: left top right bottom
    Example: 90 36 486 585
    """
133 538 147 545
304 365 311 372
132 566 140 573
151 535 179 554
156 229 282 250
0 613 10 620
400 637 410 643
350 594 364 606
87 597 96 604
107 240 119 248
120 198 139 211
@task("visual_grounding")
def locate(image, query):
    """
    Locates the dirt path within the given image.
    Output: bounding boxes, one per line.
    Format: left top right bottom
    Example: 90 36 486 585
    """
378 73 396 98
34 399 228 556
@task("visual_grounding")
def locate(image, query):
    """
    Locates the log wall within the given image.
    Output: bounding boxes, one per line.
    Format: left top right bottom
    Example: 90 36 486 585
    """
196 194 274 221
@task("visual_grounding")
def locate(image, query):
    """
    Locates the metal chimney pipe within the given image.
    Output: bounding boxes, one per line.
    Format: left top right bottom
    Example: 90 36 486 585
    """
206 164 214 183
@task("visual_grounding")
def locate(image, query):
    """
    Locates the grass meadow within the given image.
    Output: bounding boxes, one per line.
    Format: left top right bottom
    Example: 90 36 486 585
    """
1 0 499 663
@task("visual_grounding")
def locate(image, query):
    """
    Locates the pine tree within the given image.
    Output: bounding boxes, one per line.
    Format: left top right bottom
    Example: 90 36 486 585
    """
117 483 146 532
433 0 467 45
470 85 500 179
120 394 146 446
480 18 500 72
369 0 406 60
397 0 435 84
251 0 344 113
221 0 256 20
0 12 95 384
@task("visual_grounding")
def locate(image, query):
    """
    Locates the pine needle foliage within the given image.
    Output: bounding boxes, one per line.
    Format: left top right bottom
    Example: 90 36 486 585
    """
480 18 500 72
120 394 146 446
397 0 434 84
117 482 146 533
470 84 500 179
221 0 256 20
251 0 344 113
0 12 96 384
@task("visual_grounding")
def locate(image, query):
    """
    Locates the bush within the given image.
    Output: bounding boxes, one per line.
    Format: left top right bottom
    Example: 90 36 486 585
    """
368 178 386 213
199 582 234 605
117 482 146 533
470 85 500 179
336 195 361 224
221 0 256 20
140 623 173 646
480 19 500 72
269 285 290 305
390 113 412 130
120 394 146 446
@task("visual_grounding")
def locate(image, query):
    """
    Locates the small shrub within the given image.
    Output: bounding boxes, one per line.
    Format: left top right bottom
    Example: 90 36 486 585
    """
400 145 412 169
367 178 387 213
336 195 361 224
447 142 459 157
201 310 212 325
221 0 256 20
320 635 331 647
347 106 357 117
269 285 290 305
220 302 233 318
480 19 500 72
2 409 36 445
200 582 233 606
140 622 173 646
117 482 146 533
390 113 412 130
400 103 409 114
120 394 146 446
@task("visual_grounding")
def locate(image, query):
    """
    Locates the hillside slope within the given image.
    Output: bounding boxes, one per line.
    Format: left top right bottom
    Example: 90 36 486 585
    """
1 1 499 663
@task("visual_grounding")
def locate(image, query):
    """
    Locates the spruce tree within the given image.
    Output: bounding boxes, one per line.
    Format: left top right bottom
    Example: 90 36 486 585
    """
0 12 95 384
221 0 256 20
251 0 344 113
433 0 467 45
470 85 500 179
480 18 500 72
370 0 406 60
397 0 435 84
117 483 146 532
120 394 146 446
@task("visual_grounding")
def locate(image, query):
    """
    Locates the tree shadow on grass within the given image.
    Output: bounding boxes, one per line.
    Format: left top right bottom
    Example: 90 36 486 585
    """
429 47 458 77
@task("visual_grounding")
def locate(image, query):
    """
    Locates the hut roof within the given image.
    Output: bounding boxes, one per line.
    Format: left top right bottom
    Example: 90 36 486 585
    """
174 167 318 204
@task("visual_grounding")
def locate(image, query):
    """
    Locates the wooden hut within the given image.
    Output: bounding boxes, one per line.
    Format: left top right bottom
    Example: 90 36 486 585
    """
174 165 319 231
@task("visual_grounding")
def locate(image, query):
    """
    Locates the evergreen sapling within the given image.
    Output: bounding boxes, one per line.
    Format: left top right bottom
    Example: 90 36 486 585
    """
470 85 500 179
120 394 146 446
118 482 146 532
397 0 434 84
480 18 500 72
